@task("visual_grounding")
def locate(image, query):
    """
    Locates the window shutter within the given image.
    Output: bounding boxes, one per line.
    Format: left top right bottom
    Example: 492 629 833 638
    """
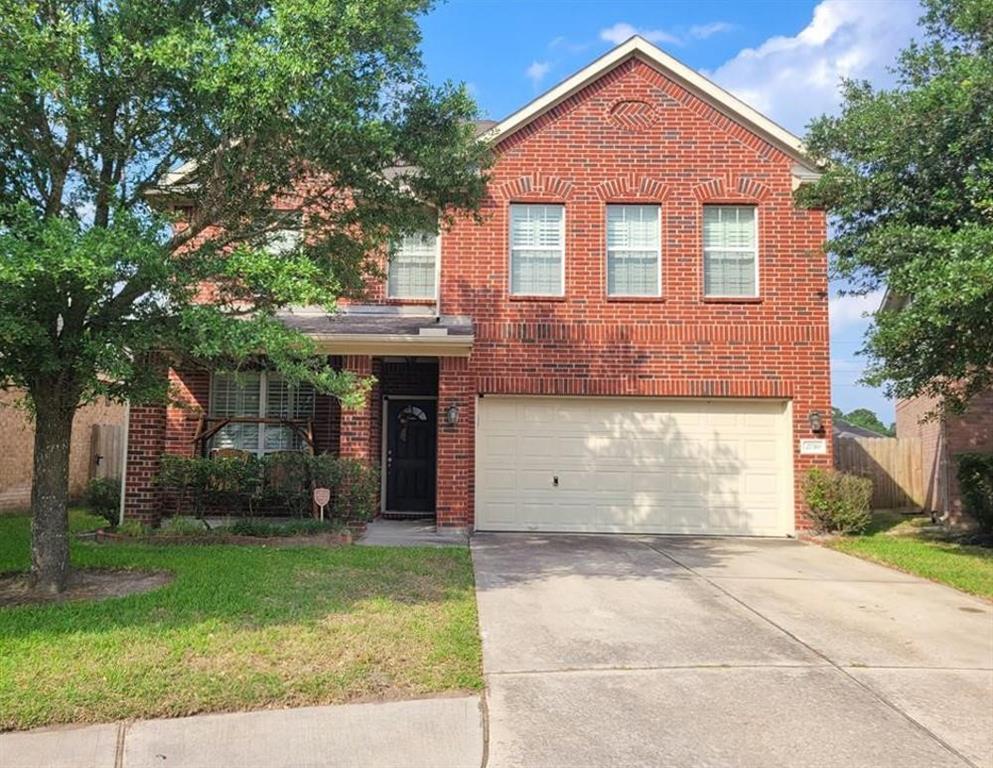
210 372 261 452
263 375 315 452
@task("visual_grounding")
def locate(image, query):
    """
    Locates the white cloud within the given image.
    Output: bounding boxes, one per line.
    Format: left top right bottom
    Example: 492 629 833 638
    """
829 290 885 335
707 0 919 134
549 36 592 54
830 357 864 374
688 22 733 40
525 60 552 87
600 22 681 47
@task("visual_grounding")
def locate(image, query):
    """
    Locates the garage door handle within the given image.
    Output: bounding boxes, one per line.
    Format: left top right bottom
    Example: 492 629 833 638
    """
553 475 558 487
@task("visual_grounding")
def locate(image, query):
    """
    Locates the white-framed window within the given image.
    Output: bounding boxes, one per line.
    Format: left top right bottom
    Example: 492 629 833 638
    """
703 205 758 297
209 371 315 455
388 231 439 299
606 204 661 296
265 212 304 256
510 203 565 296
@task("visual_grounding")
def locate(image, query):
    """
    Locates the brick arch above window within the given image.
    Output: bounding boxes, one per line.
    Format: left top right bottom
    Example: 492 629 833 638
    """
492 171 575 201
692 173 772 203
593 175 670 202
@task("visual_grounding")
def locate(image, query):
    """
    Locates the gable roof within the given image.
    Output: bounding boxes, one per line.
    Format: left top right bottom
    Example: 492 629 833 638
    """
833 416 889 439
151 36 820 198
481 35 819 173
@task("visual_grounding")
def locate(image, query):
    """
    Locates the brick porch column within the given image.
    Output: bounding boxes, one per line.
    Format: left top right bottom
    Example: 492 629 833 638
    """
436 356 474 530
122 402 166 526
339 355 375 461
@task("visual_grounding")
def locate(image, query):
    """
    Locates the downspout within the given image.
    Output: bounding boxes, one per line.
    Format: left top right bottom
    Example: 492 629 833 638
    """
118 400 130 526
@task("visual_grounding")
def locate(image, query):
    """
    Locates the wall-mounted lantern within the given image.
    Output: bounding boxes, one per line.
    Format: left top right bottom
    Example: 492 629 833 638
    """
446 403 460 428
808 410 825 434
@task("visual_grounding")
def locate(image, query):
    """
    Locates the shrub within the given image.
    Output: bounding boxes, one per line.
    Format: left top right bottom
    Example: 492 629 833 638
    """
804 468 873 535
310 455 379 522
85 477 120 526
116 519 147 537
957 453 993 537
158 516 210 536
158 454 261 517
156 452 379 522
260 452 312 517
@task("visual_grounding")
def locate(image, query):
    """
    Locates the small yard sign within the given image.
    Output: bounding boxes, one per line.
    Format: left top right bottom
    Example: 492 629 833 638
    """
799 439 828 455
313 487 331 521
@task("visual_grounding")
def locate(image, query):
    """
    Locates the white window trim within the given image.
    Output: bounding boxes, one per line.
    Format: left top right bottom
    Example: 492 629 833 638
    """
702 205 760 299
508 203 566 297
387 230 441 302
605 204 663 298
208 371 314 456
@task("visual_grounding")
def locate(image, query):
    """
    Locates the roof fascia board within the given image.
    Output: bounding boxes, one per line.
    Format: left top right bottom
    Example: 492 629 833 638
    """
308 333 474 357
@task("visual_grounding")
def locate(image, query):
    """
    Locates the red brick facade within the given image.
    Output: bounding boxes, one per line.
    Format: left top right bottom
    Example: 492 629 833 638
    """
434 57 830 530
124 51 831 531
897 391 993 523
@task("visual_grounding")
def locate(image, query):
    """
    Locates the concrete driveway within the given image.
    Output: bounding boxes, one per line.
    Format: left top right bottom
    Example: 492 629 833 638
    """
472 534 993 768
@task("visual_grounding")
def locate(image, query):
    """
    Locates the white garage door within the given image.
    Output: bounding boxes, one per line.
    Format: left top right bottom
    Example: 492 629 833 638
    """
475 397 794 536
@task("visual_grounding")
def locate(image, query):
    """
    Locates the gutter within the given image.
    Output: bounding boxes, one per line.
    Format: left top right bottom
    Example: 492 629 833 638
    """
118 400 130 526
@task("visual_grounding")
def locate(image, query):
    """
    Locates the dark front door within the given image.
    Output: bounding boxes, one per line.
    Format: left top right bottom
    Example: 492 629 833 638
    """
386 399 437 513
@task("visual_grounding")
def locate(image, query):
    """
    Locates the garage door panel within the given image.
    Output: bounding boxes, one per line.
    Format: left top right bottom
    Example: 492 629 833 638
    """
476 397 793 536
630 472 669 493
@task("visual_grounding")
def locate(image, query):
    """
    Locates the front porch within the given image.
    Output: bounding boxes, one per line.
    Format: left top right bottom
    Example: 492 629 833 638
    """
122 312 475 528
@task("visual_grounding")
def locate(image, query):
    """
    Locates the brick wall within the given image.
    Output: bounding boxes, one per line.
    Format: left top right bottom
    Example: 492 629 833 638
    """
437 57 830 529
945 390 993 521
133 56 832 531
436 357 474 528
124 402 166 524
338 356 375 461
0 390 127 510
896 390 993 523
164 368 210 457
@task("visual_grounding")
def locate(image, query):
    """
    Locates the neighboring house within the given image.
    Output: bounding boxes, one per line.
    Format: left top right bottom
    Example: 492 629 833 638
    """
0 390 125 510
879 293 993 523
122 36 831 537
894 392 993 522
833 417 888 440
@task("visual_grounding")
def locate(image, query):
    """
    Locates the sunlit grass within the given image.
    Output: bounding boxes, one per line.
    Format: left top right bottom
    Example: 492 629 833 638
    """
0 511 481 730
827 511 993 599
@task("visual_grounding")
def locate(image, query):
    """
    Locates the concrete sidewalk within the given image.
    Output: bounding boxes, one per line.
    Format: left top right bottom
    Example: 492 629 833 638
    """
358 518 468 547
0 695 484 768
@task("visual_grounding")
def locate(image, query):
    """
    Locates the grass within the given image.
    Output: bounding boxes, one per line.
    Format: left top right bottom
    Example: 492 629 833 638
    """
0 510 481 731
826 511 993 599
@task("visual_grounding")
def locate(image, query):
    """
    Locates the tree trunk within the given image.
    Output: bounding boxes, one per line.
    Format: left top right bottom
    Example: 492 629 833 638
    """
29 394 76 594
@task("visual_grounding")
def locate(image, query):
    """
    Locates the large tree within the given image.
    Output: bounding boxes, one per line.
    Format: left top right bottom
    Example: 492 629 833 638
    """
0 0 488 592
799 0 993 415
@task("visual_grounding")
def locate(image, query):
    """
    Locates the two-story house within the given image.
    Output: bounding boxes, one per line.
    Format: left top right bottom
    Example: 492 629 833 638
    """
123 36 831 537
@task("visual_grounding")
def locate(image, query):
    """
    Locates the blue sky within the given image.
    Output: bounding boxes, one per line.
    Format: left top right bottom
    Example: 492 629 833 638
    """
419 0 926 423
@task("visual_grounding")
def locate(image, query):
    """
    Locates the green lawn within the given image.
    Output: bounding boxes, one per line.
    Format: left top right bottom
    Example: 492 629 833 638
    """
0 511 481 731
827 512 993 599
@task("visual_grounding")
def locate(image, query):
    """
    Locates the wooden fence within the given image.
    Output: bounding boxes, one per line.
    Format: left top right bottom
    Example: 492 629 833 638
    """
89 423 124 482
834 436 924 509
0 391 126 510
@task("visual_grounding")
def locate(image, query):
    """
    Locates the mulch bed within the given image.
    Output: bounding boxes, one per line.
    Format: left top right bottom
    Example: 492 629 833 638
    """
0 568 174 607
91 528 357 547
